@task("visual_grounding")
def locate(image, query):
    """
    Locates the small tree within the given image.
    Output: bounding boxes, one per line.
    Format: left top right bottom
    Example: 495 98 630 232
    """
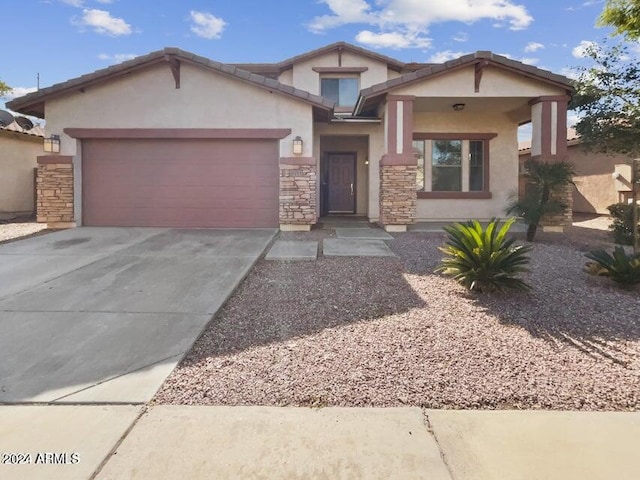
506 159 575 242
0 79 10 98
572 42 640 156
598 0 640 39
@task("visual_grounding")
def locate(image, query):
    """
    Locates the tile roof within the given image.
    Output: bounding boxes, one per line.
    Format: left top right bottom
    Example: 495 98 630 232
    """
7 48 335 118
518 128 579 152
0 120 44 138
356 51 575 115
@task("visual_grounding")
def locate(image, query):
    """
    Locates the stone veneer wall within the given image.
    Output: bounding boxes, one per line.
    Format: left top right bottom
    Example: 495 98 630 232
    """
279 159 317 225
541 183 573 229
36 156 74 225
379 164 417 226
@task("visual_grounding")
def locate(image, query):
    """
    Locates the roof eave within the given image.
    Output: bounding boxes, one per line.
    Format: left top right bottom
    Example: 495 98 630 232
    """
7 48 335 117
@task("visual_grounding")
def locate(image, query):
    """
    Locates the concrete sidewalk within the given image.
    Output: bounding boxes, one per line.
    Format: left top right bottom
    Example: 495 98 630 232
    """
2 407 638 480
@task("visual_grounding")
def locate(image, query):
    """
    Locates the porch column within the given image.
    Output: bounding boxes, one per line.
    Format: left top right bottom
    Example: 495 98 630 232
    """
36 155 76 229
379 95 417 232
529 95 572 232
279 157 317 231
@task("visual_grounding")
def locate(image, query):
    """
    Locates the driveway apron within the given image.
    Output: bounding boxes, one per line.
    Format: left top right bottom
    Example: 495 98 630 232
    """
0 227 275 403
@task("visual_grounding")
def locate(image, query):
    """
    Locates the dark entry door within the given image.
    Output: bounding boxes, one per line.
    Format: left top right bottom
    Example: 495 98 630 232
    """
327 154 356 213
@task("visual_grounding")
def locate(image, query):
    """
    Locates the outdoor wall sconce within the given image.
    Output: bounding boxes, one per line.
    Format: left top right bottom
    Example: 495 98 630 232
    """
452 103 466 112
292 136 303 155
44 134 61 153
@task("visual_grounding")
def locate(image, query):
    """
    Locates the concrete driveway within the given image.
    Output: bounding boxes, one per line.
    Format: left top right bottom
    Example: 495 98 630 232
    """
0 227 276 403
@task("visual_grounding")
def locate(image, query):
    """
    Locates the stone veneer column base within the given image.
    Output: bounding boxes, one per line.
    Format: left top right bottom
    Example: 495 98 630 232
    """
540 183 573 231
379 155 417 229
280 224 312 232
384 225 407 233
279 157 317 232
36 156 75 228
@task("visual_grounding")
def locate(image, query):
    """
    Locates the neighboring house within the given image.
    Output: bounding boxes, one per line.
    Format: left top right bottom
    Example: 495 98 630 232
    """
0 117 44 216
7 42 573 231
519 129 631 214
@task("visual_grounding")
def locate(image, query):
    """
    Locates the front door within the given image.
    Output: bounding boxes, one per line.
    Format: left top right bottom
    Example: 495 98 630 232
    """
327 153 356 213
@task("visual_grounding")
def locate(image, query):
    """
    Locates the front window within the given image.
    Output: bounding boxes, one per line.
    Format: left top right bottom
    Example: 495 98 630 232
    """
432 140 462 191
413 138 487 192
320 77 359 107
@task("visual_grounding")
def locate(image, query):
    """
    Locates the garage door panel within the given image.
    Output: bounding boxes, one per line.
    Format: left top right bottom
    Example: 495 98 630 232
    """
83 138 280 228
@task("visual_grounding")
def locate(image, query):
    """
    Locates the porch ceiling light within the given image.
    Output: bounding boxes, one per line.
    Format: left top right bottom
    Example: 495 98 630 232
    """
43 134 61 153
292 136 303 155
452 103 466 112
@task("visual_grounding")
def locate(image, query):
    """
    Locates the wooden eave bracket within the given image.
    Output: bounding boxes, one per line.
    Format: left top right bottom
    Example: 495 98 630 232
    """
475 60 489 93
165 55 181 89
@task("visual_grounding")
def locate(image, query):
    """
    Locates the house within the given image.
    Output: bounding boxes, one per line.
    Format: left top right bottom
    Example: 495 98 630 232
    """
0 115 44 217
7 42 573 231
519 128 632 215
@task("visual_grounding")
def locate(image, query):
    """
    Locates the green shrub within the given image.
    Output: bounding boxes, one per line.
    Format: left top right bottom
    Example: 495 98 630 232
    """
585 246 640 285
436 218 533 293
607 203 639 245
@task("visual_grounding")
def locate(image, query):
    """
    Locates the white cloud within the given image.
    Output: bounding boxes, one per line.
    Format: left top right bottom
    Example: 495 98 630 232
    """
307 0 375 32
453 32 468 42
498 52 539 65
98 53 137 62
74 8 132 36
560 67 580 80
428 50 467 63
95 0 115 3
572 40 596 58
189 10 226 39
519 56 539 65
60 0 84 6
355 30 431 49
524 41 544 52
3 86 37 101
308 0 533 49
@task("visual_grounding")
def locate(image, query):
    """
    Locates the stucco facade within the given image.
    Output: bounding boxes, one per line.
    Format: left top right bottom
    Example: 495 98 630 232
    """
0 131 42 215
7 43 574 230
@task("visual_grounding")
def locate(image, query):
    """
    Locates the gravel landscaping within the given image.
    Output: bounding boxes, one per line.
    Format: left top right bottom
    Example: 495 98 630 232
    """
0 219 51 244
156 223 640 411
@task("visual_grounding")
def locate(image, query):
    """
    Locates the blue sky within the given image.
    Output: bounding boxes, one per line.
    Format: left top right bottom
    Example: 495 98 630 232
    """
1 0 616 131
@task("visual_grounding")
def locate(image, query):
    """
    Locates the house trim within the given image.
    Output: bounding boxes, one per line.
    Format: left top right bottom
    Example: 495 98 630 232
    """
64 128 292 139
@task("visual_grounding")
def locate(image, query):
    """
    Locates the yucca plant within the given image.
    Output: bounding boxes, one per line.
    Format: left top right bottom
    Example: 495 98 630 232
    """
436 218 533 293
585 247 640 285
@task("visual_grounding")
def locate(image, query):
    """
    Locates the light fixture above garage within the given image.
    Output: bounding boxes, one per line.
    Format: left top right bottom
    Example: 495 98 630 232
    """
452 103 466 112
292 136 303 155
43 134 61 153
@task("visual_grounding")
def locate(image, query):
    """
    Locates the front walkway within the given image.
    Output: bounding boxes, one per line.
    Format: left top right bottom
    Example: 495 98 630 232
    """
1 406 638 480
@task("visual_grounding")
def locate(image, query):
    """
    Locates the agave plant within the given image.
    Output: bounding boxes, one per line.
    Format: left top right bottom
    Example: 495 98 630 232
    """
585 247 640 285
436 218 533 293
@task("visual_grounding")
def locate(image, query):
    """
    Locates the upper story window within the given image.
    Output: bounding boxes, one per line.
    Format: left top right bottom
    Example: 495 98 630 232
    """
320 77 359 107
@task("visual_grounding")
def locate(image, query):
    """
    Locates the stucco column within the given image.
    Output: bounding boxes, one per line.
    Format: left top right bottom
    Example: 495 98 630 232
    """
379 95 417 232
279 157 317 231
36 155 76 229
529 95 572 231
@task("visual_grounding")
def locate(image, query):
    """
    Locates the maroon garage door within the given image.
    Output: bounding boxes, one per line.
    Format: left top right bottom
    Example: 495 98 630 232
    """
82 138 279 228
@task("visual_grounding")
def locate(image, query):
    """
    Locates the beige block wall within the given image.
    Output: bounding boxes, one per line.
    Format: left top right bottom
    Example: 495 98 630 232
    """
413 111 519 221
393 66 565 98
520 145 626 214
314 122 385 219
44 63 315 225
292 51 390 96
0 133 41 214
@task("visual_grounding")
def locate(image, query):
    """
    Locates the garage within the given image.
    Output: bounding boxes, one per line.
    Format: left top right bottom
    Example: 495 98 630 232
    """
82 137 280 228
